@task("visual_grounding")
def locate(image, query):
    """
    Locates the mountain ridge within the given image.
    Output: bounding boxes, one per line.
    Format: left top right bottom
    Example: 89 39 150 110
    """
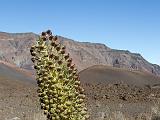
0 32 160 76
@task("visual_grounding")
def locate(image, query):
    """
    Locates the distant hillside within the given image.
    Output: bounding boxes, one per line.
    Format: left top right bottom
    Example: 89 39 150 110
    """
79 65 160 87
0 32 160 76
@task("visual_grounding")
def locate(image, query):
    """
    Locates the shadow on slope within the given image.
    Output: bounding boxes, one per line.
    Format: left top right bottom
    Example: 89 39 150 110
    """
0 62 34 83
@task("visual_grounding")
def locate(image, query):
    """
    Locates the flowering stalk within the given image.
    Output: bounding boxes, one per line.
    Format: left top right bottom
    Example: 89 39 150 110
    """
30 30 89 120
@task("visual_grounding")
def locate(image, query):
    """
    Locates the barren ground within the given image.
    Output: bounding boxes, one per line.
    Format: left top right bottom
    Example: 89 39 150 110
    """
1 64 160 120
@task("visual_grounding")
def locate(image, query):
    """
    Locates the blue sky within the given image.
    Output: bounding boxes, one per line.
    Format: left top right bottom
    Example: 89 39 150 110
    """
0 0 160 65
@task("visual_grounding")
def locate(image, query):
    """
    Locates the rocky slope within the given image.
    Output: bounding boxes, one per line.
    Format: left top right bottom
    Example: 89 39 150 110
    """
80 65 160 120
1 63 160 120
0 32 160 76
0 62 44 120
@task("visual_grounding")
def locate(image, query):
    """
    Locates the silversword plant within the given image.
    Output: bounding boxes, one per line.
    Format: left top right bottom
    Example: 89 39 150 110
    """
30 30 89 120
